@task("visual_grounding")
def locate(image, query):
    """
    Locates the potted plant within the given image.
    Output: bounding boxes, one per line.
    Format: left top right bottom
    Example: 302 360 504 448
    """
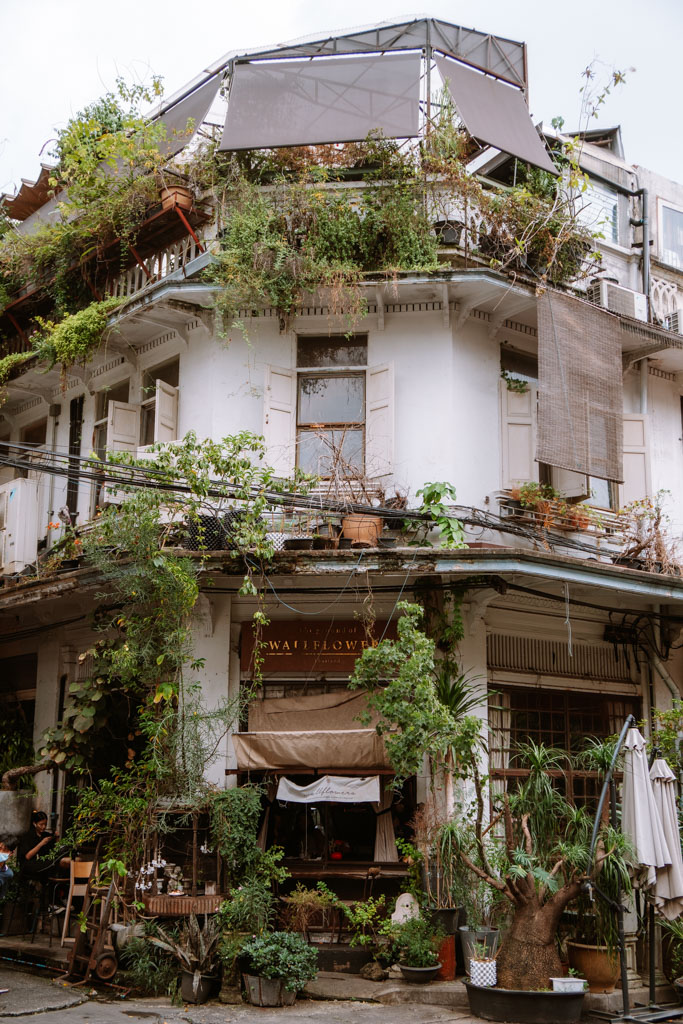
550 968 587 993
469 938 498 988
393 915 443 983
457 878 502 972
240 931 318 1006
566 898 621 994
150 913 221 1004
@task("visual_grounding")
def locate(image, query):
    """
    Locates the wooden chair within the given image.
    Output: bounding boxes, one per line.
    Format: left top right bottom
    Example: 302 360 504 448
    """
61 860 94 946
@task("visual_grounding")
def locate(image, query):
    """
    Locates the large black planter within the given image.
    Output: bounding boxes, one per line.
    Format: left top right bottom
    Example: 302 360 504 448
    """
429 907 460 935
465 981 585 1024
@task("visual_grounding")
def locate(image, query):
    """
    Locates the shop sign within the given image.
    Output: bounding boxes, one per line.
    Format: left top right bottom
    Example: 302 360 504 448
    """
240 619 396 673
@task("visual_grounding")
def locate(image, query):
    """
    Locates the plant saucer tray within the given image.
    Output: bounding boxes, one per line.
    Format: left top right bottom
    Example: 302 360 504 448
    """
142 893 223 915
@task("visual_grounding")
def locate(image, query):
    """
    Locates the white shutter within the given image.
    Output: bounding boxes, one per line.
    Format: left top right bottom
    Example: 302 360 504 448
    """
551 466 589 500
500 382 538 488
106 401 140 453
263 365 296 477
365 362 394 478
0 487 7 571
154 380 178 443
621 414 650 506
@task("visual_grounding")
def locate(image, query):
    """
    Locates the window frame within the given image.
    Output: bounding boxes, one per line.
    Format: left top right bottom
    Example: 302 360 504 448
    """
657 198 683 269
295 366 367 477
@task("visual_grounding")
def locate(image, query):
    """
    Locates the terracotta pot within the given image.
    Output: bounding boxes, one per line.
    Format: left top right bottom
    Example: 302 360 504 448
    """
566 940 619 993
341 514 383 546
160 185 193 212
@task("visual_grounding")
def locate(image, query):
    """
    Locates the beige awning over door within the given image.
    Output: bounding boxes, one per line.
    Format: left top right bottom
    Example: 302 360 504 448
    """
232 728 391 771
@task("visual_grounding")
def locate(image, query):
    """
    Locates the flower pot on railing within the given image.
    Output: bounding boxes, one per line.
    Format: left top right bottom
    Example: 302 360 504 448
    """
341 514 383 547
160 185 193 212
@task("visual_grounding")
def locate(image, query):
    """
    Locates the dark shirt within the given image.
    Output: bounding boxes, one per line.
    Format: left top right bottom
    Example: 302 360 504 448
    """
17 827 56 877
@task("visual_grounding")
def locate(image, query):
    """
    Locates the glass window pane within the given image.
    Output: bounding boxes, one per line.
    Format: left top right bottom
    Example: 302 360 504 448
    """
297 429 364 475
297 336 367 367
298 375 365 424
586 477 612 509
662 206 683 267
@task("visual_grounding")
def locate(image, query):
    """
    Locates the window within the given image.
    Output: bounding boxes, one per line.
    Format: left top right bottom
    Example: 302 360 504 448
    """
500 346 622 506
263 338 393 480
660 201 683 268
140 359 179 447
93 381 130 461
576 180 619 244
489 687 639 808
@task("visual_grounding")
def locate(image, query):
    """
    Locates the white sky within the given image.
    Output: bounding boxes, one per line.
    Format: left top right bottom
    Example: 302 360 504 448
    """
1 0 681 195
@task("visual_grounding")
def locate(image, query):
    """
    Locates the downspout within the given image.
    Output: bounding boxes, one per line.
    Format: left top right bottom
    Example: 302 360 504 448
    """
46 403 60 551
630 185 651 320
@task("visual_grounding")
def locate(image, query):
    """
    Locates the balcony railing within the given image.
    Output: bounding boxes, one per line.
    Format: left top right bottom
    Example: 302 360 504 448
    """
106 234 203 300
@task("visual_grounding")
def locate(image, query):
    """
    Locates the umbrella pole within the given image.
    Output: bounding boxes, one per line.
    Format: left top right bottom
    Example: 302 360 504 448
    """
648 901 657 1007
611 777 631 1019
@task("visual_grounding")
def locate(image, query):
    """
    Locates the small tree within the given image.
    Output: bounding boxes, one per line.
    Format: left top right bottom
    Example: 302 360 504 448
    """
451 741 632 990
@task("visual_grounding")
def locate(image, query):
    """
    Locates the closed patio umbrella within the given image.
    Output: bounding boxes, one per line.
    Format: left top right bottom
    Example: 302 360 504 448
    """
649 757 683 920
621 728 670 888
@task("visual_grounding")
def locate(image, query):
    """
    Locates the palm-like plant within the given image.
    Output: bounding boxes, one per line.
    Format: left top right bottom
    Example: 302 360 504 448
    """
150 913 222 999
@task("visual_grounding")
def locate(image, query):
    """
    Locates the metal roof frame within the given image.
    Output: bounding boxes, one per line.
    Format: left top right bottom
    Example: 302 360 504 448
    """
153 17 528 125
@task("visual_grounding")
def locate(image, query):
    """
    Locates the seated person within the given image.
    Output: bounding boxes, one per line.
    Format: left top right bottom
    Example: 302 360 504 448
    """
17 811 71 882
0 837 15 896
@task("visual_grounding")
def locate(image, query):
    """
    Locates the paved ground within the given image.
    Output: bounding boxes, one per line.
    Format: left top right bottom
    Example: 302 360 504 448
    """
0 968 481 1023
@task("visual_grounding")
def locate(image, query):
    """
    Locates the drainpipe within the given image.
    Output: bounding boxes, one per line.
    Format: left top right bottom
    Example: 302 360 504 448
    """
630 186 651 320
46 403 60 550
647 604 679 704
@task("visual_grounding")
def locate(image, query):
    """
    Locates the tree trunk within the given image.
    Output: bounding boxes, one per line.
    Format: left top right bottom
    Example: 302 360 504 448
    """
496 895 569 990
1 761 55 791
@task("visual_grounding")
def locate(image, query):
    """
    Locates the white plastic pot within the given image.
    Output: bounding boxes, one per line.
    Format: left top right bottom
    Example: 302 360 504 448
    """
551 976 586 993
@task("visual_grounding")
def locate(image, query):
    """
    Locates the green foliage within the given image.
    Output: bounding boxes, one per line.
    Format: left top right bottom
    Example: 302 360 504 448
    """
393 915 443 967
349 601 481 786
343 895 393 962
283 882 342 934
209 785 287 891
33 297 121 370
0 707 35 781
151 913 222 984
210 137 440 327
412 482 466 549
240 931 319 991
118 928 179 997
651 701 683 770
217 877 276 934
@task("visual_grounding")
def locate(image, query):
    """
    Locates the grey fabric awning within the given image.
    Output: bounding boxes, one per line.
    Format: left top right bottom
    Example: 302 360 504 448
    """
435 55 556 174
157 76 221 156
219 52 421 151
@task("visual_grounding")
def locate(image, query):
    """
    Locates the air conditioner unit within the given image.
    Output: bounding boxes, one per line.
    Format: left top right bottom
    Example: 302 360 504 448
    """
586 280 648 322
0 478 39 574
664 310 682 334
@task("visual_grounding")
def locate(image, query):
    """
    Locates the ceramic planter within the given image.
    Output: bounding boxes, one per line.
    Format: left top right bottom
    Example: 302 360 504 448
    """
243 974 296 1006
398 963 441 983
566 940 619 993
465 981 585 1023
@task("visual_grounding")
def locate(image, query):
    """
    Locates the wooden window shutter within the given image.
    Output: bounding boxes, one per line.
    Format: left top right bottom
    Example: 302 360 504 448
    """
500 382 538 488
106 401 140 453
621 413 650 505
550 466 589 500
263 365 296 477
154 380 179 444
365 362 394 479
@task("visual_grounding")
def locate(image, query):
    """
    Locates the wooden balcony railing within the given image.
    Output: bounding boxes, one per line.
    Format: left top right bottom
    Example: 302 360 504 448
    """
106 234 203 300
